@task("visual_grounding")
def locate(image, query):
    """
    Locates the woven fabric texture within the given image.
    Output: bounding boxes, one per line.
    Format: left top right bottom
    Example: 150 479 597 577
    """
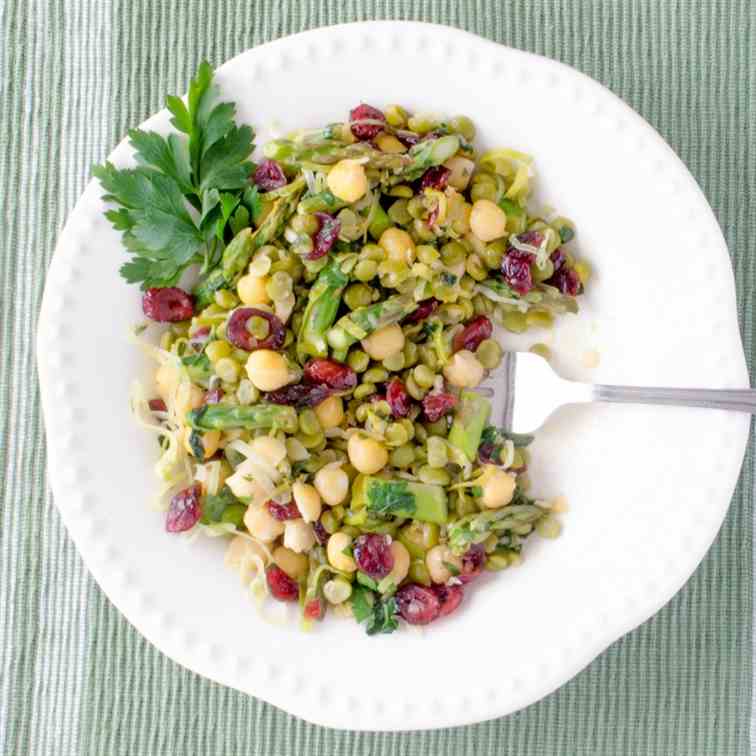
1 1 754 754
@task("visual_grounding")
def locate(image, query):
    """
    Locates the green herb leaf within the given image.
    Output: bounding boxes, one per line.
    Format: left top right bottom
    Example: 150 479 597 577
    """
350 585 374 623
365 596 399 636
188 430 206 462
201 485 239 523
442 561 461 577
356 571 379 591
128 129 194 195
366 480 415 518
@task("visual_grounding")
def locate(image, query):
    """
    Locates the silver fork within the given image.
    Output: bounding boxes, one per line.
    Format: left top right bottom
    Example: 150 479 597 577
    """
499 352 756 435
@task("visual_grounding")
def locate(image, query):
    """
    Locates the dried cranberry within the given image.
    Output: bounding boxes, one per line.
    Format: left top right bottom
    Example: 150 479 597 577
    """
395 130 421 147
353 534 394 580
422 392 457 422
396 584 441 625
349 103 386 141
226 307 285 352
189 326 211 351
266 566 300 602
477 442 499 465
433 584 464 617
142 287 194 322
420 166 451 191
546 266 582 297
453 315 493 353
203 387 224 405
303 359 357 390
148 398 167 413
550 248 566 272
266 500 301 521
386 379 411 418
369 393 386 403
166 484 202 533
403 298 440 324
304 597 325 621
310 213 341 260
313 520 330 546
501 249 535 295
460 544 485 584
516 230 544 247
253 159 287 191
266 383 333 408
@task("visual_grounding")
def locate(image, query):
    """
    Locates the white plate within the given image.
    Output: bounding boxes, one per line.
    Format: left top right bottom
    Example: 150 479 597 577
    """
37 21 750 730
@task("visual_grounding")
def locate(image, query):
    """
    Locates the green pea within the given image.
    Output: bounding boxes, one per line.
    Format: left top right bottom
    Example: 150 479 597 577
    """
449 115 476 141
405 373 426 401
501 310 528 333
388 184 413 198
353 383 376 400
298 408 322 436
408 560 432 586
440 241 466 266
417 465 450 485
385 423 410 447
416 244 439 265
291 213 319 235
432 282 458 302
384 104 408 128
388 199 412 226
470 176 497 203
476 339 503 369
347 349 370 373
465 254 487 281
360 244 385 261
412 364 436 388
529 343 551 360
354 259 378 282
214 289 239 310
426 436 448 468
438 304 466 325
531 259 555 283
526 309 554 329
297 431 325 449
292 236 314 257
332 505 346 522
390 444 415 468
406 197 426 220
344 283 373 310
536 516 562 539
412 218 436 242
425 418 449 437
407 114 436 134
413 423 428 443
417 345 439 371
403 340 419 367
382 351 405 372
364 366 389 383
485 551 512 571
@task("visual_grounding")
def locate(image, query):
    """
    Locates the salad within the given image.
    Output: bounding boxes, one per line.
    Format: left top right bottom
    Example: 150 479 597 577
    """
95 63 588 634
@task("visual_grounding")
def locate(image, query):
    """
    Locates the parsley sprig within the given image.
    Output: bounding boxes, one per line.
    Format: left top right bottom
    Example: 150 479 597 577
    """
93 61 258 289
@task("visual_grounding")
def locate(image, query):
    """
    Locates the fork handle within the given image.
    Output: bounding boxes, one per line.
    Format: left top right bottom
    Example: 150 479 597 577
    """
592 384 756 414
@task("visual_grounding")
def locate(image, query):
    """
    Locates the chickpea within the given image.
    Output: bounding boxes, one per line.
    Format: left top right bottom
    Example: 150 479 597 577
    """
470 199 508 242
292 481 322 523
273 545 308 580
327 159 368 202
237 274 271 306
314 466 349 507
245 349 292 391
347 433 389 475
379 227 416 265
283 519 316 554
444 156 476 191
426 544 463 584
443 350 485 388
385 541 410 587
244 505 285 542
314 395 344 430
480 466 517 508
183 428 221 459
374 133 407 154
224 535 268 582
361 323 405 361
327 531 357 572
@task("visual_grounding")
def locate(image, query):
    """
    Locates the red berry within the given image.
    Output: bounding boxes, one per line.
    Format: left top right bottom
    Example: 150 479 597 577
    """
501 249 535 295
460 544 485 583
166 484 202 533
420 166 451 191
253 159 287 191
452 315 493 353
433 584 464 617
353 534 394 579
386 378 411 418
266 383 333 408
266 566 300 601
550 248 566 272
395 130 421 148
304 598 325 621
546 266 582 296
266 500 301 521
189 326 211 350
403 298 440 325
312 520 330 546
349 103 386 140
226 307 285 352
310 213 341 260
203 387 224 405
148 398 167 413
396 584 441 625
303 359 357 390
142 287 194 322
422 392 457 422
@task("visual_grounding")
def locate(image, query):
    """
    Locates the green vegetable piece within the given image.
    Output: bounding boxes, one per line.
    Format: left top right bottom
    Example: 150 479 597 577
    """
188 430 206 462
358 476 448 524
448 391 491 462
327 295 418 362
368 203 391 240
350 584 374 623
497 198 527 232
180 352 213 384
296 259 349 362
299 190 347 214
201 485 240 524
186 403 298 433
395 135 461 182
350 585 399 636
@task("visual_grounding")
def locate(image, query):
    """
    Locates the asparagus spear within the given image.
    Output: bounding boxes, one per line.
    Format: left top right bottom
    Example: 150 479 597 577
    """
298 190 347 215
194 177 306 308
186 403 298 434
448 391 492 462
351 476 448 524
326 295 418 362
296 259 350 362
